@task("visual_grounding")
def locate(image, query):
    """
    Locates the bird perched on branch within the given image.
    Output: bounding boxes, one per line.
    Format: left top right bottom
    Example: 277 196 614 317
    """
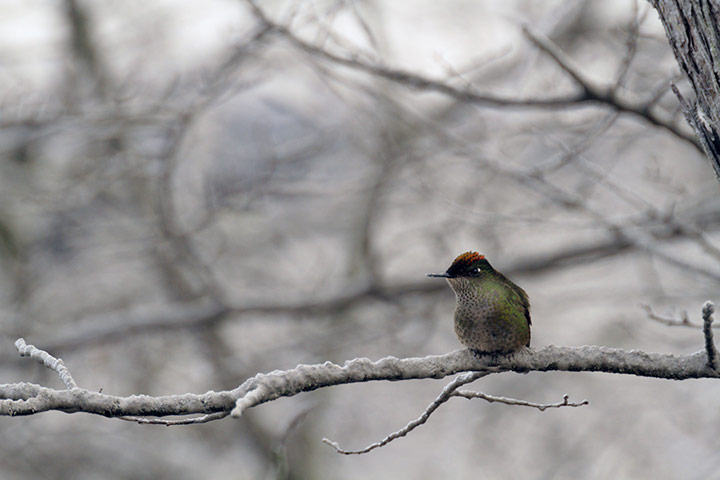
428 251 531 353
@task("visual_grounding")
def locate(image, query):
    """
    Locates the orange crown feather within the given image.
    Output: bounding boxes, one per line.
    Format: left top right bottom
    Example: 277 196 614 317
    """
451 251 485 266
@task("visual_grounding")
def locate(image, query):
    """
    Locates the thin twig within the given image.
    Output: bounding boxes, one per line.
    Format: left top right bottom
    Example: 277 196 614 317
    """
14 338 78 389
522 26 590 90
702 301 717 370
322 371 488 454
452 391 589 411
641 304 700 328
119 412 230 425
612 0 644 91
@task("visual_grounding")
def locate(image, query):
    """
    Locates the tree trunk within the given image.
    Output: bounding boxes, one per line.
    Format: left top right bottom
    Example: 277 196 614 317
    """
652 0 720 180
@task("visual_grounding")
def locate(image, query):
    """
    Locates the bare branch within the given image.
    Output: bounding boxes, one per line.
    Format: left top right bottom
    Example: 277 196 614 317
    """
522 26 591 91
63 0 110 97
464 146 720 283
14 338 78 390
35 300 230 353
703 301 717 370
642 304 697 327
29 201 720 356
612 1 644 91
322 372 488 454
244 0 699 150
452 391 589 412
521 26 698 148
322 376 589 455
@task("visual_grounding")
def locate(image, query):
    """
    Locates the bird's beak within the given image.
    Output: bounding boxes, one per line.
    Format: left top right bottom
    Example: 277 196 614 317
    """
427 273 452 278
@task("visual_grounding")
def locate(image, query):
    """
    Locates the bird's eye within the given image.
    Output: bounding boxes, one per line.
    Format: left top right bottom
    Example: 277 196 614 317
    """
471 267 480 275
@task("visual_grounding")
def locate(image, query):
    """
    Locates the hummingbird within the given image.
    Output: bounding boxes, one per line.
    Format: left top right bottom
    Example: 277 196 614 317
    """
428 251 531 353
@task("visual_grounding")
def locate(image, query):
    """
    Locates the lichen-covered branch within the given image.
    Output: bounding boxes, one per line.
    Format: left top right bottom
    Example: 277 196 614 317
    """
1 342 718 420
702 301 717 369
14 338 78 390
